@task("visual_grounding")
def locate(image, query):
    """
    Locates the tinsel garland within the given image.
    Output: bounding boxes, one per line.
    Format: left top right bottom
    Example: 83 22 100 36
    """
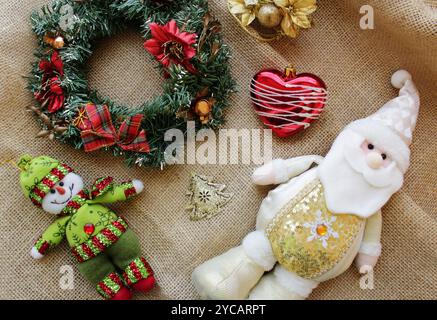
28 0 236 168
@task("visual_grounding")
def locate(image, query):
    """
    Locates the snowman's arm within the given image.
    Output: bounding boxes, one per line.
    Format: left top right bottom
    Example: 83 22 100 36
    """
93 179 144 204
252 155 324 185
355 210 382 273
31 216 70 259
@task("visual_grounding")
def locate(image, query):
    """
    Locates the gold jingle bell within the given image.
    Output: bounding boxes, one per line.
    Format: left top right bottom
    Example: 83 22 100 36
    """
43 35 65 49
53 36 65 49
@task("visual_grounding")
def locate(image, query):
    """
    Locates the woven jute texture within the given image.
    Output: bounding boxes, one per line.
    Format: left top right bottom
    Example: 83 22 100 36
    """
0 0 436 300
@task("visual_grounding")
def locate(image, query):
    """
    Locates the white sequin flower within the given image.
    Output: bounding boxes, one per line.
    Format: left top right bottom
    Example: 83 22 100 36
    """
304 210 339 248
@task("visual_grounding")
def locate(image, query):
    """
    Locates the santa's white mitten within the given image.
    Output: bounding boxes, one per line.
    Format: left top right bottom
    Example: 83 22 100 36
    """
252 156 323 185
30 247 44 260
131 179 144 194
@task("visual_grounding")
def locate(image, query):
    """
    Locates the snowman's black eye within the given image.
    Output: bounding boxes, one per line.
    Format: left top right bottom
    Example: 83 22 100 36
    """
59 182 64 186
368 143 374 150
381 153 387 160
50 189 56 194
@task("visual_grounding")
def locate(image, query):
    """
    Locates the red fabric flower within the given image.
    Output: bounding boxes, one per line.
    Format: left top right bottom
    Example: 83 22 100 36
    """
35 51 65 113
144 20 197 73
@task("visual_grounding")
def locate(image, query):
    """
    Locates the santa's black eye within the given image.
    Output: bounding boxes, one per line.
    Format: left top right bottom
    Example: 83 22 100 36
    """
368 143 374 150
381 153 387 160
50 189 56 194
59 182 64 186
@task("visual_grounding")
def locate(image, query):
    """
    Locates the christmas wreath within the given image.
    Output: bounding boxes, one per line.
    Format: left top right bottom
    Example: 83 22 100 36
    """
27 0 235 168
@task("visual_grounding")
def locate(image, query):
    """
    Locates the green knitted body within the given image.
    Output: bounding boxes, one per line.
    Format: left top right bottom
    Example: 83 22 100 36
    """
34 179 136 258
78 229 142 284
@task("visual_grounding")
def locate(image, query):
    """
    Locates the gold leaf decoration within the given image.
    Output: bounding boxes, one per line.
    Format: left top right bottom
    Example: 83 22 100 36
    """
228 0 317 41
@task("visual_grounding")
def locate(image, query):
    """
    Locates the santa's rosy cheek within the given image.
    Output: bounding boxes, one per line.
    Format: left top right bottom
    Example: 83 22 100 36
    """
361 141 371 154
362 141 389 157
382 157 392 168
361 141 382 154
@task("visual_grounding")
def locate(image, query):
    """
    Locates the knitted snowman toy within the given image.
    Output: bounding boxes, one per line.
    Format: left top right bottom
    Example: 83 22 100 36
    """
192 70 420 299
18 155 155 300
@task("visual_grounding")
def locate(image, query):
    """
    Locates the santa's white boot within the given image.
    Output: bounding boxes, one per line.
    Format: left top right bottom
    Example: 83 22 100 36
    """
192 230 276 299
248 265 318 300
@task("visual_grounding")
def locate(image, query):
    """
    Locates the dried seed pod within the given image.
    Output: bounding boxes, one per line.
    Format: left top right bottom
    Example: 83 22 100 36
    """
54 126 68 133
39 113 52 126
36 130 51 138
210 41 220 57
27 105 41 114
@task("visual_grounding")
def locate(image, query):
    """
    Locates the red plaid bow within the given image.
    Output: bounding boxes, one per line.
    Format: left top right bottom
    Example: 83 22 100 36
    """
80 104 150 153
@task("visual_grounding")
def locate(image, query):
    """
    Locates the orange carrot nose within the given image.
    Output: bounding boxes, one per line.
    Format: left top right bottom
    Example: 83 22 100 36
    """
55 186 66 195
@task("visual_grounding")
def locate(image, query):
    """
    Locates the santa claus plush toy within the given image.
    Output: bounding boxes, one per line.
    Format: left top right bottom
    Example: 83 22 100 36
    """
192 70 420 299
18 155 155 300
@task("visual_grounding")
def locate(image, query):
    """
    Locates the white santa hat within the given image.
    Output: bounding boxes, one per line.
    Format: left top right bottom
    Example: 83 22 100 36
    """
346 70 420 174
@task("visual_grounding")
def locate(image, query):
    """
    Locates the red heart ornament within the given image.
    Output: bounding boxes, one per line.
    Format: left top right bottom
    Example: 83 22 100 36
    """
250 67 327 137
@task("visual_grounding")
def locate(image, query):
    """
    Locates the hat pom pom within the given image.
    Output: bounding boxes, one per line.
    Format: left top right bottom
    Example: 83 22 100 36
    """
17 154 32 171
391 70 412 89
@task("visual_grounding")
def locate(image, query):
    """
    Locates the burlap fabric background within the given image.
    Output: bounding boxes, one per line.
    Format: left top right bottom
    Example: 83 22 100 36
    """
0 0 435 300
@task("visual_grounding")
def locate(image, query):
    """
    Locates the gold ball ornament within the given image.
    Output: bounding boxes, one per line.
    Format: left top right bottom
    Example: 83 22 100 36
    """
195 100 211 115
195 99 213 124
256 4 282 28
53 36 65 49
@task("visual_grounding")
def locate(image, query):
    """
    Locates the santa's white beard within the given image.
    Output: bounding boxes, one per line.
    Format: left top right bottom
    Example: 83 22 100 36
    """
318 129 404 218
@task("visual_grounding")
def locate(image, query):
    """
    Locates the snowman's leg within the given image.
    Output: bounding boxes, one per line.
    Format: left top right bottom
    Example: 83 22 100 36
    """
77 253 131 300
105 229 155 293
192 230 276 300
248 265 318 300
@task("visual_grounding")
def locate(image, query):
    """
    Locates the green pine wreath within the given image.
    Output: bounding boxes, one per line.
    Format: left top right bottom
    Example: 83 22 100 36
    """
27 0 235 168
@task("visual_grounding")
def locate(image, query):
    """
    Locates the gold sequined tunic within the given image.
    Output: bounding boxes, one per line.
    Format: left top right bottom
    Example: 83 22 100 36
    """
266 179 365 279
